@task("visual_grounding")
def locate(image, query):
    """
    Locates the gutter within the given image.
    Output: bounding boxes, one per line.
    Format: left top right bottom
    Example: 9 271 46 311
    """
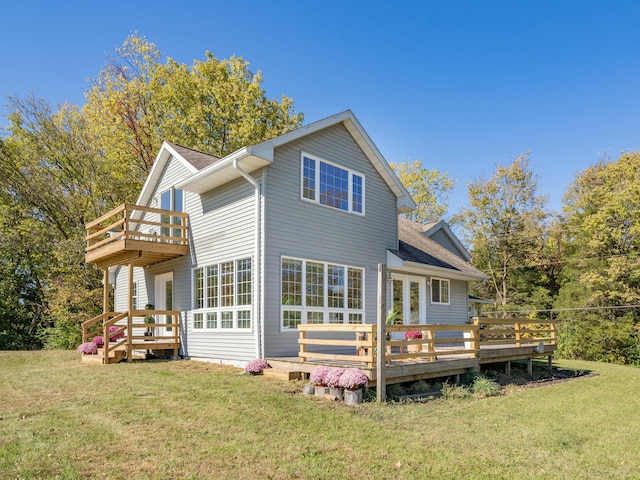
232 158 263 359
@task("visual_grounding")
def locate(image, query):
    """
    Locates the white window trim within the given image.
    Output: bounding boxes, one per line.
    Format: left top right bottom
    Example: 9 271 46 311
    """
191 256 253 332
280 255 365 332
300 152 365 215
430 277 450 305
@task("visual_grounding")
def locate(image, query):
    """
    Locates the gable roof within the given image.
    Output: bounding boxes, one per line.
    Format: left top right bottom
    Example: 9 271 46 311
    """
422 220 472 262
173 110 416 213
166 142 221 170
388 217 486 282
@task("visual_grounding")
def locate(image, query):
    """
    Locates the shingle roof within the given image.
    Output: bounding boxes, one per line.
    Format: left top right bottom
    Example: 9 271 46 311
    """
391 217 486 279
166 142 221 171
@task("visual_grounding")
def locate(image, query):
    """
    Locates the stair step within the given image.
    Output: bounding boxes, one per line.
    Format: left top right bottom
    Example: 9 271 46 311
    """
263 368 302 381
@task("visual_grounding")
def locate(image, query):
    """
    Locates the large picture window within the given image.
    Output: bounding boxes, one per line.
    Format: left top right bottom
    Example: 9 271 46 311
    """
301 153 364 214
431 278 450 304
281 257 365 330
192 258 252 331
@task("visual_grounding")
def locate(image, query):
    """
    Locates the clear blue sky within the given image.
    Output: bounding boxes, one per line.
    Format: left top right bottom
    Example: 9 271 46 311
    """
2 0 639 216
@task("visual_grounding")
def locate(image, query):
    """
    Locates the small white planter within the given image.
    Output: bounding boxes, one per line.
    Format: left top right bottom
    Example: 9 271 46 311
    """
329 387 343 401
314 386 328 397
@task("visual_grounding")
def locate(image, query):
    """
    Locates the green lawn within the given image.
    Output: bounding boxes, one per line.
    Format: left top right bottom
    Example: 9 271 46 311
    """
1 351 639 479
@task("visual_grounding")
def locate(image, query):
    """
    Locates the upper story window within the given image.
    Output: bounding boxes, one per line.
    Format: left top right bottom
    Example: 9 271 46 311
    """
431 278 450 305
159 188 184 238
301 153 364 215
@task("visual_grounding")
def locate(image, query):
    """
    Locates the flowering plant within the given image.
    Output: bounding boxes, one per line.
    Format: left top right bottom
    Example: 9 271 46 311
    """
309 366 331 386
92 336 104 347
77 342 98 355
108 326 125 341
338 368 369 389
324 368 345 388
244 358 269 374
404 330 423 340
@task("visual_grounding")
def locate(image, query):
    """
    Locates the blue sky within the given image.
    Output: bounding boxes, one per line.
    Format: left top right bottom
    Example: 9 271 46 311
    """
2 0 639 216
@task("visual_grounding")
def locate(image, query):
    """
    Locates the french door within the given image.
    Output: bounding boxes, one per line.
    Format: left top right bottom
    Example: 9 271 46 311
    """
391 274 426 326
154 272 174 336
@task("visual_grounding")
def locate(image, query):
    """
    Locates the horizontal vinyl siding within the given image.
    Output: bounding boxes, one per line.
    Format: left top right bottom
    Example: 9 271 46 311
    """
182 175 259 362
263 123 398 357
426 279 469 324
430 229 466 258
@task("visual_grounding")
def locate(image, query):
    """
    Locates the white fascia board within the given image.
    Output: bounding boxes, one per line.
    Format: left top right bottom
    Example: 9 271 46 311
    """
387 251 486 282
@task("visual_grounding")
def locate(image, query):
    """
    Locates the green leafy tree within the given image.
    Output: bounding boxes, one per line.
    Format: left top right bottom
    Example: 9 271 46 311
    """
390 160 455 223
453 152 549 312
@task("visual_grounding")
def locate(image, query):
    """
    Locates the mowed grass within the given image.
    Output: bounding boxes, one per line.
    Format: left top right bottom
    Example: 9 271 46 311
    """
1 352 640 479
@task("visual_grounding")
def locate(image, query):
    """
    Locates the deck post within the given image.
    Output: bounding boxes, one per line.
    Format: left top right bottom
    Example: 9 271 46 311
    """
127 262 133 363
376 264 387 403
505 360 511 376
548 355 553 373
103 269 109 314
527 358 533 375
515 321 521 347
299 329 307 363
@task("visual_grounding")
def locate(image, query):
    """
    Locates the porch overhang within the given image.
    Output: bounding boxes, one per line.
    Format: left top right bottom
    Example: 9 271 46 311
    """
386 250 486 283
176 147 272 194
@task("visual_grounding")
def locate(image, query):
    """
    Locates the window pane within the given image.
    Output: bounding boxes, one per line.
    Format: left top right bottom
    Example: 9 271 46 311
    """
328 312 343 324
165 280 173 332
347 268 363 309
307 311 324 324
193 313 203 329
393 279 403 319
410 281 420 325
352 174 363 213
282 258 302 306
349 313 362 324
237 258 252 306
237 311 251 329
282 310 301 329
206 265 218 308
327 265 344 308
302 157 316 200
206 312 217 329
220 261 234 307
432 279 440 303
441 280 449 303
221 311 233 328
174 189 183 212
306 262 324 307
132 282 138 311
319 161 349 211
193 268 204 309
160 191 171 237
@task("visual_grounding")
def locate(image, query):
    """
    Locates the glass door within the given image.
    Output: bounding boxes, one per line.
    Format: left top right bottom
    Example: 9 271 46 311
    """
154 272 174 336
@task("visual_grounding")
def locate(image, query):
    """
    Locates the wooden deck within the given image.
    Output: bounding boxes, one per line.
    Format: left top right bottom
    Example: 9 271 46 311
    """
268 318 557 386
81 310 180 364
85 203 189 269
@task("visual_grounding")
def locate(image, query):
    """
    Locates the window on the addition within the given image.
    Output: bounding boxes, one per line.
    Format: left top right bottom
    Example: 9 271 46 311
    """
431 278 450 304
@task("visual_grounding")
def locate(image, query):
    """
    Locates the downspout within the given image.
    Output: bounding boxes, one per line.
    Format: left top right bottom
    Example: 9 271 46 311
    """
233 158 263 359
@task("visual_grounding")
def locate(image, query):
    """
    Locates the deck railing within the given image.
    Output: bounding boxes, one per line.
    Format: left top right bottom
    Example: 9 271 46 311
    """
385 324 479 362
473 317 557 347
86 203 189 255
298 324 376 367
82 310 180 363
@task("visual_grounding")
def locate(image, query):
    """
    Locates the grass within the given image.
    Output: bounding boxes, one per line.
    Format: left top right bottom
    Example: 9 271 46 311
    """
1 352 640 479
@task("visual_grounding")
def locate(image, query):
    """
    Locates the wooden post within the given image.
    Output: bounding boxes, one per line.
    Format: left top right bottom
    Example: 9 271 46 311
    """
506 360 511 376
425 328 435 361
127 263 133 363
103 269 109 314
548 355 553 373
515 321 521 347
376 264 387 403
299 329 307 363
527 358 533 375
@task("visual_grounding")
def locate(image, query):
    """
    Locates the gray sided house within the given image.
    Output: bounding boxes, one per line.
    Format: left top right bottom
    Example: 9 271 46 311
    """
110 110 485 366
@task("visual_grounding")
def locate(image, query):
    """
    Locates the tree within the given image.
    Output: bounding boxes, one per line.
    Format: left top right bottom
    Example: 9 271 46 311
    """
84 34 303 187
390 160 455 223
555 151 640 364
453 152 549 312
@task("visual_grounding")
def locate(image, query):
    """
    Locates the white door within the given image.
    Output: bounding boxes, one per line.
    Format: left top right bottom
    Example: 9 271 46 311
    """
391 274 426 327
155 272 174 337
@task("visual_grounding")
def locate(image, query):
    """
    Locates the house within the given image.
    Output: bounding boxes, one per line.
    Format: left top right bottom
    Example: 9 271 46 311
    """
87 110 487 366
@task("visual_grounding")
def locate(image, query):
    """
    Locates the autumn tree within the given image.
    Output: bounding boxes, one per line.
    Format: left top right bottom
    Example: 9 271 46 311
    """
453 152 549 312
555 152 640 364
390 160 455 223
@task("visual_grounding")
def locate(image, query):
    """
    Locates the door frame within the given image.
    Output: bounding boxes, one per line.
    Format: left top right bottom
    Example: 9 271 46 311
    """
154 271 174 337
391 273 427 326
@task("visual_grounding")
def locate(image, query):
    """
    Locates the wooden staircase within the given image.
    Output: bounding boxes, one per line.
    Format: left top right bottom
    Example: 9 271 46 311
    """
82 346 127 364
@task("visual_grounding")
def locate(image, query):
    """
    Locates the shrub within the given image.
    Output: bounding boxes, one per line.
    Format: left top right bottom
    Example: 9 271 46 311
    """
441 382 471 400
244 358 269 374
309 366 331 385
77 342 98 355
324 368 345 388
338 368 369 389
472 376 501 398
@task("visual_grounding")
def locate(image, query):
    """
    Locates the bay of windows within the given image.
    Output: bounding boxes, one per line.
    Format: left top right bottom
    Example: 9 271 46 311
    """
192 258 252 331
281 257 364 330
301 153 364 214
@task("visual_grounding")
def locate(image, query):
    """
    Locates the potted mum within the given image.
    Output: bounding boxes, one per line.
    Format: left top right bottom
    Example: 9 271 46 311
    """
404 330 423 353
244 358 270 375
77 342 98 355
324 368 345 400
309 365 331 396
338 368 369 405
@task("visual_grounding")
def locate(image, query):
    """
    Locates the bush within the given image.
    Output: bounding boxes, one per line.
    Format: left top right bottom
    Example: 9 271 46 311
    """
471 376 501 398
441 382 471 400
40 319 82 350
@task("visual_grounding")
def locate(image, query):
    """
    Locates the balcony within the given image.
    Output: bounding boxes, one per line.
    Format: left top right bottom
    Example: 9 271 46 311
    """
85 204 189 269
